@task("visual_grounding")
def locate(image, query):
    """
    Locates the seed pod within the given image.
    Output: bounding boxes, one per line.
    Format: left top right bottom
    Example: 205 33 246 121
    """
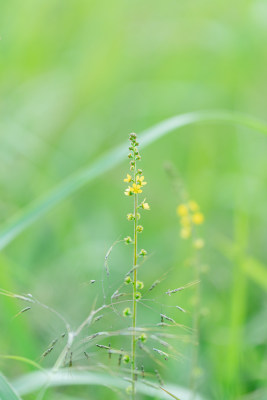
160 314 175 323
149 280 160 291
155 369 164 386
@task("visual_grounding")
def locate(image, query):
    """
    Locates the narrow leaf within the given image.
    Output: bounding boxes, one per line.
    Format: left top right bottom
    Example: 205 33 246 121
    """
160 386 181 400
13 370 205 400
0 373 22 400
0 110 267 250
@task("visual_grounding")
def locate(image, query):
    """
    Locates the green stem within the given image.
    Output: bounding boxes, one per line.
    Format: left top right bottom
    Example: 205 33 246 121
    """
132 189 138 399
189 240 201 400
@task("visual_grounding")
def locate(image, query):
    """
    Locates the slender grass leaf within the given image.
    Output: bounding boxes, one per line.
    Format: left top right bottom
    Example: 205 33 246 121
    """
242 257 267 291
0 355 43 371
0 110 267 250
0 373 22 400
13 370 206 400
160 386 181 399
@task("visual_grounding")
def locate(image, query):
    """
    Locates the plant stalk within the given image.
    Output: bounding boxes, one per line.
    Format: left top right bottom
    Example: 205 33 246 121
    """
131 186 138 399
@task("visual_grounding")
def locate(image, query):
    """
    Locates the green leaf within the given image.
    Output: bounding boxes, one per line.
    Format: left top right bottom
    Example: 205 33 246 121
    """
0 373 22 400
0 110 267 250
13 370 206 400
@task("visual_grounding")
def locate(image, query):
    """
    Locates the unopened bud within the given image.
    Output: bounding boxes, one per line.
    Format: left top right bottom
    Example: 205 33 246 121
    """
124 236 132 244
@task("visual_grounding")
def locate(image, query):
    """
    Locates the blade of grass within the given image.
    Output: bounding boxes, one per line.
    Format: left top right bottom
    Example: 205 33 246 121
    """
0 110 267 251
241 258 267 291
160 386 181 399
0 373 22 400
226 212 248 394
13 370 206 400
0 355 43 371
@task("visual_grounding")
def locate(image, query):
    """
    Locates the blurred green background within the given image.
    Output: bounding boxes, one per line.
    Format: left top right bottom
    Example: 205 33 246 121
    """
1 0 267 399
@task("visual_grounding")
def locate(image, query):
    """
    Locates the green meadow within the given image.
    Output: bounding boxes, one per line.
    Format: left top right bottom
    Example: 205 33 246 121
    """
0 1 267 399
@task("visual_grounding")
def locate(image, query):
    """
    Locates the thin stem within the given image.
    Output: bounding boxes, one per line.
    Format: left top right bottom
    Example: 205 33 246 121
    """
131 181 138 399
189 245 201 400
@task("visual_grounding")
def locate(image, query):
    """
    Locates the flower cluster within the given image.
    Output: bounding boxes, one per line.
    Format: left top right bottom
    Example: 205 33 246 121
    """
176 200 205 248
123 133 150 241
124 175 147 196
123 134 148 197
122 133 150 315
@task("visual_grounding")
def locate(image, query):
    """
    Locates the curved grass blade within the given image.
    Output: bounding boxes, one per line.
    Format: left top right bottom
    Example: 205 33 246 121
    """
13 370 206 400
0 110 267 250
160 386 181 400
0 355 43 371
0 373 22 400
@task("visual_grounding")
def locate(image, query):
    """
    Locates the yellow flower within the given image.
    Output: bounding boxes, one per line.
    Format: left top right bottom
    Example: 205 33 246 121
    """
137 175 147 186
124 174 132 183
180 227 191 239
124 187 133 196
192 212 204 225
142 202 150 210
188 200 199 212
131 183 142 194
177 204 188 217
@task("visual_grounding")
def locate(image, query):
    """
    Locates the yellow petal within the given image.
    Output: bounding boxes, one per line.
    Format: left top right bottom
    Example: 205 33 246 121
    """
192 212 204 225
124 174 132 183
177 204 188 217
142 203 150 210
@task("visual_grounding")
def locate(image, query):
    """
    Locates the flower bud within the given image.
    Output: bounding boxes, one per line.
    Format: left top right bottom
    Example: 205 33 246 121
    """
129 133 137 140
124 236 132 244
138 333 147 343
123 308 132 317
124 355 130 365
142 202 150 210
139 249 147 256
125 276 132 284
136 280 144 289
